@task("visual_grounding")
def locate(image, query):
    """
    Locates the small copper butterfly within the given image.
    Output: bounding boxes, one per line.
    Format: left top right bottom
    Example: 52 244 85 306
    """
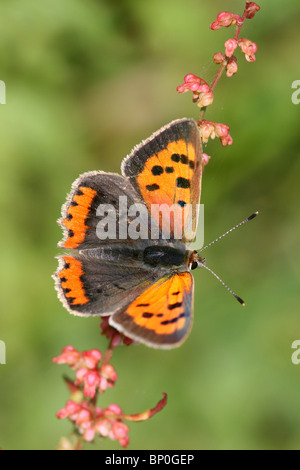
54 119 206 348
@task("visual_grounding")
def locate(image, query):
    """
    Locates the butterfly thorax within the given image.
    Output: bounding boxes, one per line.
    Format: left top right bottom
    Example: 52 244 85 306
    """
143 245 205 272
142 244 187 268
82 244 205 272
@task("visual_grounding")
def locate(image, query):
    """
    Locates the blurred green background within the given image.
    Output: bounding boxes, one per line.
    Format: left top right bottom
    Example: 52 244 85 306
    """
0 0 300 450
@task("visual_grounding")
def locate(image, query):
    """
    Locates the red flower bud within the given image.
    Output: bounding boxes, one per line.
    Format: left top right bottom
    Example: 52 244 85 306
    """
203 153 211 166
199 121 233 147
197 90 214 108
213 52 225 64
177 74 210 95
225 39 238 57
226 56 238 77
238 38 257 62
52 345 81 367
245 2 260 19
210 11 243 31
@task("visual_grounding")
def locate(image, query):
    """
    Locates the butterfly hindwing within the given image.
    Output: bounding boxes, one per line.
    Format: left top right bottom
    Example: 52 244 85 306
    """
54 250 169 317
122 118 203 243
110 271 194 348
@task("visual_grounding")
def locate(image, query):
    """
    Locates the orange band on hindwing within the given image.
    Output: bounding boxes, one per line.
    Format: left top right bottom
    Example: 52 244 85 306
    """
62 186 97 249
124 272 193 336
58 256 90 305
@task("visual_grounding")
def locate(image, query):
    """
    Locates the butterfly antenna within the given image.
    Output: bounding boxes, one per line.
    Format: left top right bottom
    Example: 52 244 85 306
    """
197 211 259 254
200 262 245 306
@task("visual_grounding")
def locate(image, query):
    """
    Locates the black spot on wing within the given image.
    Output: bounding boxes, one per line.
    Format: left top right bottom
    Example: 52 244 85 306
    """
165 166 174 174
168 302 183 310
161 312 186 325
151 165 164 176
176 177 190 189
177 200 186 207
171 153 181 163
180 154 188 164
146 183 160 191
142 312 154 318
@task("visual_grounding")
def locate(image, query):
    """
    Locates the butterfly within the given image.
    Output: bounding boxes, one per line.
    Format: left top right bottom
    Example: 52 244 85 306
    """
54 118 206 349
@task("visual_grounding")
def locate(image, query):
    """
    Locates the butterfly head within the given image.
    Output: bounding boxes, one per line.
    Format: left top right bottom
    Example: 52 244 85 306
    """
188 250 206 271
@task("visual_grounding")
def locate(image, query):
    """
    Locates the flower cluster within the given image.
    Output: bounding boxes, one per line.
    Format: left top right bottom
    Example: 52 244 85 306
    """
56 401 130 447
210 3 260 30
177 2 260 163
210 3 259 75
199 121 233 147
53 346 117 398
210 11 243 30
176 74 213 108
53 345 167 449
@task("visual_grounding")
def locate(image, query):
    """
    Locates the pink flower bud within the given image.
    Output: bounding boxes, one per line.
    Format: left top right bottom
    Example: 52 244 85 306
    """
210 12 243 30
52 345 81 367
225 39 238 57
75 408 92 424
83 425 95 442
85 371 101 398
177 74 210 95
203 153 211 166
210 20 221 31
238 38 257 62
101 364 118 382
215 122 233 146
226 56 238 77
81 349 102 369
199 121 215 143
245 2 260 19
199 121 233 147
56 400 82 419
120 436 130 448
106 404 122 416
213 52 225 64
76 369 101 399
220 134 233 146
95 418 110 437
197 90 214 108
215 123 230 138
112 421 129 438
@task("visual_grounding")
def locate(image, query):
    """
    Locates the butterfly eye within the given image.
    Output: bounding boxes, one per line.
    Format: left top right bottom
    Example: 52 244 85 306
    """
191 261 198 270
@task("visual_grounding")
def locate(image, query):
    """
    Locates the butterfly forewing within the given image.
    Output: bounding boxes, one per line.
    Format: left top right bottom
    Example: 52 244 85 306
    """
122 119 203 243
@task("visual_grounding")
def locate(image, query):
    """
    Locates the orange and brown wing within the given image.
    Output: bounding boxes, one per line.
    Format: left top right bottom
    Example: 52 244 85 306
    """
122 118 203 243
53 251 162 317
110 272 194 349
58 171 149 250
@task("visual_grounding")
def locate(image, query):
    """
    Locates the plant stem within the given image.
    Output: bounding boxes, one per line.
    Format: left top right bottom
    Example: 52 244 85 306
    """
102 339 115 366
